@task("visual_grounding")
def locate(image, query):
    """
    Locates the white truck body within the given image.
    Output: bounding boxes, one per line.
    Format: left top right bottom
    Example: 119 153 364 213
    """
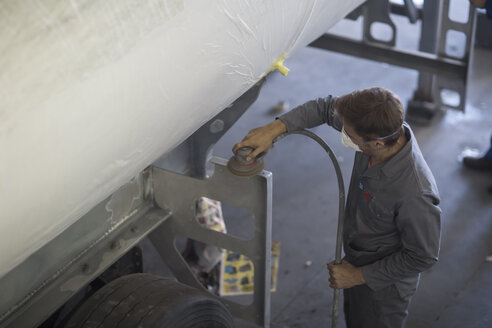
0 1 364 327
0 0 363 280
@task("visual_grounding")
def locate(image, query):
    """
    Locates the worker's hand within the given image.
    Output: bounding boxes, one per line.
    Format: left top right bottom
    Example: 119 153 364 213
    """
232 119 287 161
469 0 486 8
327 260 366 289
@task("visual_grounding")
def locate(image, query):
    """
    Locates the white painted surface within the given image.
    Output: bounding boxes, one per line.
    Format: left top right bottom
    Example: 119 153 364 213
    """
0 0 364 278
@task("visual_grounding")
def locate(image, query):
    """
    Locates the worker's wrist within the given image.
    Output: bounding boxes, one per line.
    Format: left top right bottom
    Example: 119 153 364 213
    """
270 119 287 135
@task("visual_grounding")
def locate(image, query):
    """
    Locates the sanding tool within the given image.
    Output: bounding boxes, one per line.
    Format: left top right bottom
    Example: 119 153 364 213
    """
227 147 266 177
227 130 346 328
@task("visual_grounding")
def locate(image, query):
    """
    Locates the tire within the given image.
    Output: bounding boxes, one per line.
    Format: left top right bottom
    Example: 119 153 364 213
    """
64 273 234 328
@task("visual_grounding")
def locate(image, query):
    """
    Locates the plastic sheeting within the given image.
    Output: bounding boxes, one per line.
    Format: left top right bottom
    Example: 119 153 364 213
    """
0 0 364 278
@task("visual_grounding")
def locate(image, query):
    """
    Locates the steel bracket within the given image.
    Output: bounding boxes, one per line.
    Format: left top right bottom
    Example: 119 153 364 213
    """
149 157 273 327
153 79 265 179
363 0 397 47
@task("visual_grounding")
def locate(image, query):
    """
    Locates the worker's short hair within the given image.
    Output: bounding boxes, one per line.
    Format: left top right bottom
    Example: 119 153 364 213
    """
334 87 404 145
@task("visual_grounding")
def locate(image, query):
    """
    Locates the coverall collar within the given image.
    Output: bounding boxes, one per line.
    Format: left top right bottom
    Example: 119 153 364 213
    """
361 123 413 179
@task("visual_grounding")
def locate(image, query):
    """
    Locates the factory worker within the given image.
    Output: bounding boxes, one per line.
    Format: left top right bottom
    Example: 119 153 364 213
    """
233 87 441 328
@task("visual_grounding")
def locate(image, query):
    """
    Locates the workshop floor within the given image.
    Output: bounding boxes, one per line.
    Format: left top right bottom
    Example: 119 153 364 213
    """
143 11 492 328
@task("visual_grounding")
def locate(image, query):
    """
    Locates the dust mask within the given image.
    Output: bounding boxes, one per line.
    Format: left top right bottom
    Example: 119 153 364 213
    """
342 127 362 152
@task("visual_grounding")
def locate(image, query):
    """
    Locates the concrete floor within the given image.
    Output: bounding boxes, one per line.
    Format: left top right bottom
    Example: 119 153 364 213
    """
143 10 492 328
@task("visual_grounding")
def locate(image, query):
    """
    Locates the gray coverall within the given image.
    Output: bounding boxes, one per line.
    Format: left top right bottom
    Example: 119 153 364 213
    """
278 96 441 328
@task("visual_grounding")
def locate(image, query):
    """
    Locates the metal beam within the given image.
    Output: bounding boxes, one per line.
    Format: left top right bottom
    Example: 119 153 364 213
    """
347 3 423 21
309 33 467 80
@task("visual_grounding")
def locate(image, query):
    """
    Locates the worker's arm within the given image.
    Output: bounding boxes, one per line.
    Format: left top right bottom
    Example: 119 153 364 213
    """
361 193 442 291
233 95 341 160
276 95 341 132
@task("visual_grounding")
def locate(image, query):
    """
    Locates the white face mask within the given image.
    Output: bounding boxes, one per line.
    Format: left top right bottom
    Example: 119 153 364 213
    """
342 127 362 152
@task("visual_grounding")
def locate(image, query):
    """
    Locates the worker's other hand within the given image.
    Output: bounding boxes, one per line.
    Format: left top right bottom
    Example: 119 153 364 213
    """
469 0 486 8
327 260 366 289
232 119 287 161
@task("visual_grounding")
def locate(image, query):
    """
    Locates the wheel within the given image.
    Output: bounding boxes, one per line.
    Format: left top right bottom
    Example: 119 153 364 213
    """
64 273 234 328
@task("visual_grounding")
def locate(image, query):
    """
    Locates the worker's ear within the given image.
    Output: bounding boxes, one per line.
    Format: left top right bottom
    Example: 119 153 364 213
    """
374 140 386 149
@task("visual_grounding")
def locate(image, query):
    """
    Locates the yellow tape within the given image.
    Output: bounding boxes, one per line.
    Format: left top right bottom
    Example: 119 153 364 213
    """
269 57 290 76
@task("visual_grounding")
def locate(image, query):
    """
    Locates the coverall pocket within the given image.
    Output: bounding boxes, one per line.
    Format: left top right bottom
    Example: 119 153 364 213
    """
367 198 395 231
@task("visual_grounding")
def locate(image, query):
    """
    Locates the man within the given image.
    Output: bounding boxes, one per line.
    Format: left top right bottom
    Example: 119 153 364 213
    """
233 87 441 328
470 0 492 18
463 135 492 171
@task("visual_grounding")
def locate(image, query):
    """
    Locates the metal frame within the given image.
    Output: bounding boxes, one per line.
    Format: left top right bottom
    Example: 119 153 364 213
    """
309 0 477 122
0 158 273 328
150 157 273 327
